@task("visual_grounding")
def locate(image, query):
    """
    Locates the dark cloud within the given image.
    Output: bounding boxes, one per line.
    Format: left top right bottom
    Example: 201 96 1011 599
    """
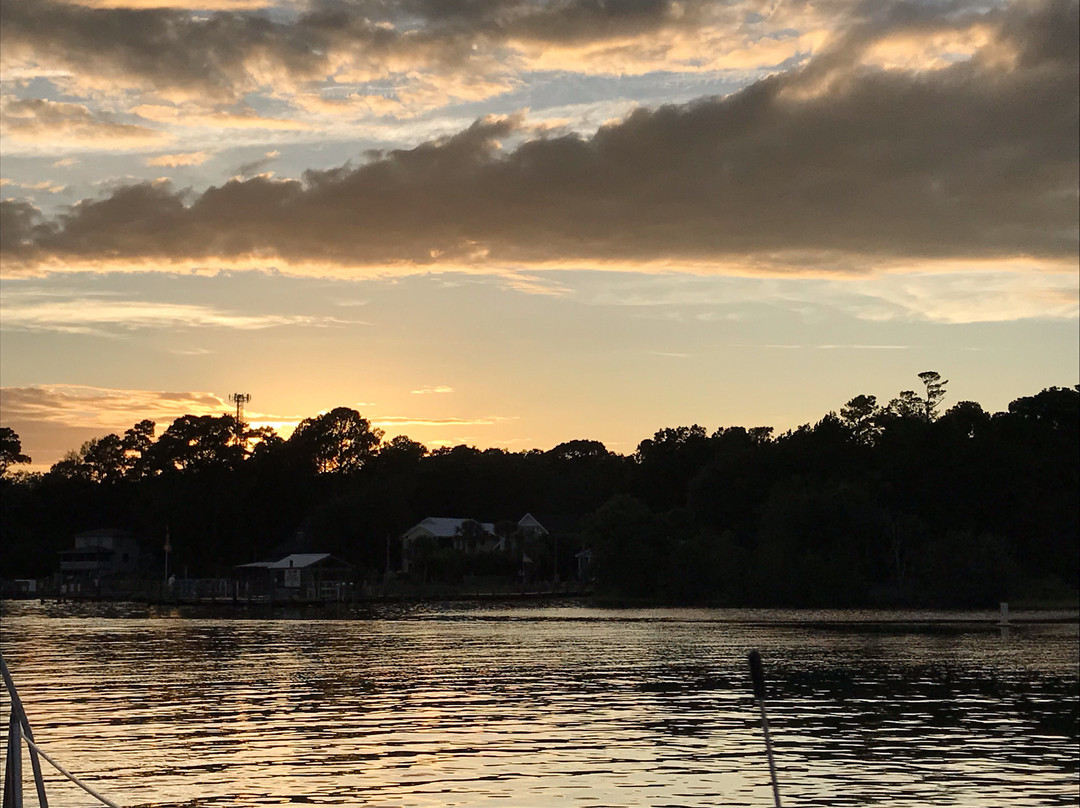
0 201 45 252
3 0 1076 272
2 0 332 98
1 0 697 100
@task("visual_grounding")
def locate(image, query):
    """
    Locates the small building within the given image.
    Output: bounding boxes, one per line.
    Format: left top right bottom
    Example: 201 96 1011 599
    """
514 514 585 583
236 553 354 600
59 529 141 579
515 513 549 538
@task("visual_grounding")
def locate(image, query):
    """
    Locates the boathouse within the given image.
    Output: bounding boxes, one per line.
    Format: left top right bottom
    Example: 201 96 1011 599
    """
236 552 354 600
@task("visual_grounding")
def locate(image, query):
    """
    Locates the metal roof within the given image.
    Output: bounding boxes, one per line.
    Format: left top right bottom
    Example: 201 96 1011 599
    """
408 517 496 538
267 553 333 569
237 553 352 569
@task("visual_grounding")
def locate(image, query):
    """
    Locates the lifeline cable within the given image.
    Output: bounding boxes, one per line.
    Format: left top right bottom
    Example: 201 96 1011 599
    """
22 736 121 808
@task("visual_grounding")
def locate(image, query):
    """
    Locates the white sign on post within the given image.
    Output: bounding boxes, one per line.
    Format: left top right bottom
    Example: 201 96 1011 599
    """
284 568 302 588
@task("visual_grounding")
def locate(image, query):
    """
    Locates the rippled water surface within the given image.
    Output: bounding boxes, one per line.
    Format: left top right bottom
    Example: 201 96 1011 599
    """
1 601 1077 807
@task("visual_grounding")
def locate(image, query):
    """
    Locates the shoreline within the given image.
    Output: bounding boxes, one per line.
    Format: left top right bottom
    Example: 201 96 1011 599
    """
2 596 1077 625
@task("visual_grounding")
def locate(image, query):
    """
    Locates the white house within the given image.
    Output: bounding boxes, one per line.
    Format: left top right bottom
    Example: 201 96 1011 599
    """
399 517 499 573
399 514 563 574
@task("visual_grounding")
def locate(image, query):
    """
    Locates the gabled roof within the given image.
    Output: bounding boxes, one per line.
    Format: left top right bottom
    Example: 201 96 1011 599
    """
517 513 548 533
237 553 353 570
521 513 582 534
268 553 336 569
404 517 496 538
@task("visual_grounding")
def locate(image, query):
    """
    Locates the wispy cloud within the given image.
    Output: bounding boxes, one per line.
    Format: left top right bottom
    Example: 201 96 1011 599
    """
0 287 360 334
146 151 211 167
372 415 516 427
1 98 168 151
0 178 67 194
234 150 280 179
842 269 1080 324
815 344 911 350
131 104 311 131
732 343 910 350
409 386 454 395
567 259 1080 325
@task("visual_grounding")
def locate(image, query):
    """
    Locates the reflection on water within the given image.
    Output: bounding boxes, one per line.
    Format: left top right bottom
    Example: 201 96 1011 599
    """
1 601 1076 807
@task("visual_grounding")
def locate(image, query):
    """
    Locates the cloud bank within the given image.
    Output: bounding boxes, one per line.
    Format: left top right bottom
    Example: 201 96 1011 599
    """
1 0 1076 277
0 384 229 431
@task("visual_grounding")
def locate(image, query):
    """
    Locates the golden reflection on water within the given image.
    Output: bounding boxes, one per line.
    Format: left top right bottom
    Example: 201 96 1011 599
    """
0 601 1077 807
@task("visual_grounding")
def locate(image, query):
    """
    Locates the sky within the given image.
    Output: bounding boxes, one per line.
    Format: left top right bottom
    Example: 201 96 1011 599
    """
1 0 1077 471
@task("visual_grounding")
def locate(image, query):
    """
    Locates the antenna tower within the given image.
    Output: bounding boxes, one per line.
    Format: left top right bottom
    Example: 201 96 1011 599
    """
229 392 251 426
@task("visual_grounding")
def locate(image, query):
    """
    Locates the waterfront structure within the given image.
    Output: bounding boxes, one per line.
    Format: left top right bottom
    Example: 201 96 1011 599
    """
58 529 142 580
236 552 354 600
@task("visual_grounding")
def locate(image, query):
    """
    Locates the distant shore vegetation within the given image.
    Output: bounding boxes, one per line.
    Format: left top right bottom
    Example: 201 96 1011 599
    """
1 375 1077 609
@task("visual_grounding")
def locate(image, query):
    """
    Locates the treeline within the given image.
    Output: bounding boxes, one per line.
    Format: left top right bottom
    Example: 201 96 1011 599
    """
0 375 1076 607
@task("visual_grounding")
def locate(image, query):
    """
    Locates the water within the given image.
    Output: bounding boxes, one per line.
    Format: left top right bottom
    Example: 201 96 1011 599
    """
1 600 1077 807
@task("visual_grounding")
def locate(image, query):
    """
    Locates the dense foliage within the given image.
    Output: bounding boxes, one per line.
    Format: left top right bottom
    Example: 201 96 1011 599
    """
1 378 1076 607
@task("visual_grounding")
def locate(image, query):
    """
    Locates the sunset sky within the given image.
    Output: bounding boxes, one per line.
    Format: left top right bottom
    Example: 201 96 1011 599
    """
1 0 1077 471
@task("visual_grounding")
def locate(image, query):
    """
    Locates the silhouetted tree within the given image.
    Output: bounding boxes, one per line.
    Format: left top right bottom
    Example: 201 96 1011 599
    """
542 439 627 514
121 419 156 478
584 495 662 598
47 434 130 482
245 425 284 457
633 425 711 511
547 439 610 461
0 427 31 476
1007 386 1079 431
150 414 244 472
289 407 383 473
82 434 127 482
884 390 923 421
938 401 991 439
840 394 882 444
455 519 489 552
2 380 1076 607
918 371 948 422
378 435 427 466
